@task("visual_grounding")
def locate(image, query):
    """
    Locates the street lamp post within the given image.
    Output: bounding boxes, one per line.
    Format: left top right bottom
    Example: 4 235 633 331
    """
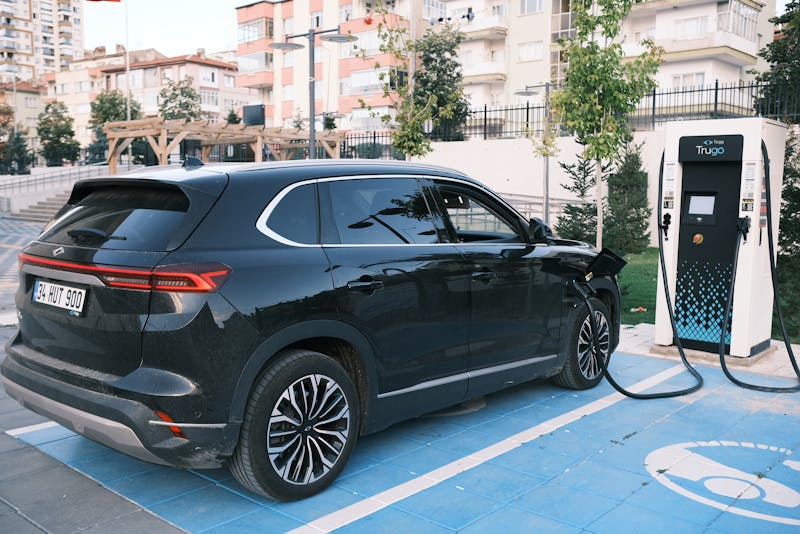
514 83 552 225
270 27 356 159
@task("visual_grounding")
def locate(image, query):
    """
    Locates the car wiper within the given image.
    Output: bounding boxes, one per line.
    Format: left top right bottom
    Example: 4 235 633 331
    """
67 227 127 241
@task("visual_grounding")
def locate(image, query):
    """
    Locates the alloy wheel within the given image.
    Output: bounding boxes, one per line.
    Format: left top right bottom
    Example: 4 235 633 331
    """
576 310 610 380
267 373 351 485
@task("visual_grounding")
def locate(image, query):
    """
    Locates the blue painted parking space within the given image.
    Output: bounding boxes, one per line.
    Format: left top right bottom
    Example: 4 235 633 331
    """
9 351 800 533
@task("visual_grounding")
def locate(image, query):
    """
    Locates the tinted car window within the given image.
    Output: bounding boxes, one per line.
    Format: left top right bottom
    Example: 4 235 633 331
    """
39 186 191 252
439 188 521 242
320 178 439 245
266 183 318 245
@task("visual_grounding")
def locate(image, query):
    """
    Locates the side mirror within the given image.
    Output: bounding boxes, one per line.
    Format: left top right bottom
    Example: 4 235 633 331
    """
528 217 553 243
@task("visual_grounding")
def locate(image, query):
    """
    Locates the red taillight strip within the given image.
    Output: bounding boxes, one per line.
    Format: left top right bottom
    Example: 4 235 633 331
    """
19 253 230 293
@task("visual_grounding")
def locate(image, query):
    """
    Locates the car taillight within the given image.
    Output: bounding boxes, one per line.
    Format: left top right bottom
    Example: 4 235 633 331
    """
19 254 231 293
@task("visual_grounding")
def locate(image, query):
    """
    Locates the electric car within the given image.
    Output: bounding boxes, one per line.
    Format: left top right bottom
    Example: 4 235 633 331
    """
1 160 621 500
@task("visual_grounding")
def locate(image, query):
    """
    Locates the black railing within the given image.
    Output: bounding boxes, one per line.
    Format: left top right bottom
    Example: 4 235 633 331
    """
339 81 798 159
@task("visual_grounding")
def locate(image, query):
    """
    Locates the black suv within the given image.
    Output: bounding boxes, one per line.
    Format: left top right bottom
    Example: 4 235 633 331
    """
1 160 620 500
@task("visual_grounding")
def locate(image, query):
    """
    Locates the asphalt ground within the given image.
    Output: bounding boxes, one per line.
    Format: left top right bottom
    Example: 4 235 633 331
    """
0 217 798 533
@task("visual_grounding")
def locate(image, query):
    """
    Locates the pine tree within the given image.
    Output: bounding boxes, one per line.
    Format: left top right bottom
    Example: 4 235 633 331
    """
555 152 611 244
604 143 652 255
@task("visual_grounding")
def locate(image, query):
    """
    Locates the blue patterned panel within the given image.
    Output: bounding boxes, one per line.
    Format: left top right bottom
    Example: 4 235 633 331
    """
675 260 732 345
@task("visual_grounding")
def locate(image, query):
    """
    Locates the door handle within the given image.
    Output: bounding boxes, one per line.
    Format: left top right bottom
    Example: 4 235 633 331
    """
346 279 384 294
471 271 497 283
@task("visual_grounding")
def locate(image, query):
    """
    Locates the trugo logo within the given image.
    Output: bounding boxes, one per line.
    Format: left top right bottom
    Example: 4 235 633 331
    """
696 139 726 156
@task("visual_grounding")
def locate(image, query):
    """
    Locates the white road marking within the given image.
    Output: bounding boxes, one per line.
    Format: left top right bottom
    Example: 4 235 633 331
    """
6 420 60 437
290 363 689 534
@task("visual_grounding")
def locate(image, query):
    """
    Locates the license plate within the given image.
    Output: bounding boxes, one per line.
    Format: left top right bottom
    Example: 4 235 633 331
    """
32 279 86 315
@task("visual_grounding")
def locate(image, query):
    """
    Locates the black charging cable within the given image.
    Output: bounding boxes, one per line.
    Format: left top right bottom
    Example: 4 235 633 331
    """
570 155 704 400
715 142 800 393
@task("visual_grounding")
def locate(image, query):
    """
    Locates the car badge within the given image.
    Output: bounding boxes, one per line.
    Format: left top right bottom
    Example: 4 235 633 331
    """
53 247 65 257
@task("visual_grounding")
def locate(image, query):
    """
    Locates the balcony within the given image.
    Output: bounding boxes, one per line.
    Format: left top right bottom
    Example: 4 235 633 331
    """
461 14 507 41
462 61 507 84
623 27 757 66
630 0 716 15
237 70 274 89
0 39 15 52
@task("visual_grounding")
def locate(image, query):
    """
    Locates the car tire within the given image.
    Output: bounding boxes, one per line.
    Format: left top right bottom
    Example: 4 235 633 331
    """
553 298 611 390
230 349 359 501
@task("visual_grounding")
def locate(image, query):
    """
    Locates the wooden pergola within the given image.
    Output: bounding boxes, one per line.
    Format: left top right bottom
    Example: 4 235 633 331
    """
102 117 347 175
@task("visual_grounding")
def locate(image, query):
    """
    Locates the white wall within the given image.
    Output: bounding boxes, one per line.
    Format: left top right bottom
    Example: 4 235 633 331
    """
415 131 668 246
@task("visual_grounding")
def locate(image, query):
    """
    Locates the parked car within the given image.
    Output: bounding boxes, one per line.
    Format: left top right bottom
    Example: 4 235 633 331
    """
1 160 620 501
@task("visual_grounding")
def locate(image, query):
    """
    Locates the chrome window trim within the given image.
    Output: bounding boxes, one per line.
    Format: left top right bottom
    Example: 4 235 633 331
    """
255 173 529 248
22 264 105 287
376 354 557 399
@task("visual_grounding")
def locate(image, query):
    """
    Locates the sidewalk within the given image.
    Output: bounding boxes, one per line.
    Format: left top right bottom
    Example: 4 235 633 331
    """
618 322 800 380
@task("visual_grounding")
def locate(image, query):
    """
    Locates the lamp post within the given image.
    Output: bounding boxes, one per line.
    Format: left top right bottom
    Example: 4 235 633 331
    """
270 27 356 159
514 82 551 225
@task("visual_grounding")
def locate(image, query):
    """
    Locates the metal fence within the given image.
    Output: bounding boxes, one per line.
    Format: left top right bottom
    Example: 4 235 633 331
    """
342 81 798 151
0 164 109 195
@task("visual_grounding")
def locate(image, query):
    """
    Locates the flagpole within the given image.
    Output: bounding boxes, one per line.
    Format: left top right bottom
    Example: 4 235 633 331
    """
124 0 131 170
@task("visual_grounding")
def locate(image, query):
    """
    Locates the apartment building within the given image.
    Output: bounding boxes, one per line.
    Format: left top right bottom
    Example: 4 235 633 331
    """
45 48 260 147
236 1 777 127
0 78 44 152
0 0 85 82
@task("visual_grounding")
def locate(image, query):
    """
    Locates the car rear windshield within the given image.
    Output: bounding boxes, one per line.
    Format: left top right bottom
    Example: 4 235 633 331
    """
39 186 193 252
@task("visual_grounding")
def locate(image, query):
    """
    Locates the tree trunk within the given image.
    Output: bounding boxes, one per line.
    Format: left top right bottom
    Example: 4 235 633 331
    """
595 158 604 250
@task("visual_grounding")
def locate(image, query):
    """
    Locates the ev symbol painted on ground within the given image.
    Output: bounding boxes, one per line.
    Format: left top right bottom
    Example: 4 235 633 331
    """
646 441 800 525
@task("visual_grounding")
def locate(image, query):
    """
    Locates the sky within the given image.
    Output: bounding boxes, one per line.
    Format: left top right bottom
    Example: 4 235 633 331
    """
83 0 247 58
83 0 793 59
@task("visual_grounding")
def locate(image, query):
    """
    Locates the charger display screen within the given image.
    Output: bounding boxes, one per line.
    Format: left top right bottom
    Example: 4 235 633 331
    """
687 195 715 215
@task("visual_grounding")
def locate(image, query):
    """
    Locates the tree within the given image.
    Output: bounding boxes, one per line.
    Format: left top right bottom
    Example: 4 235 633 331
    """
413 23 470 141
604 142 651 255
776 130 800 338
88 90 144 164
90 90 142 129
1 131 32 174
226 109 241 124
355 8 468 157
37 101 80 166
158 77 201 120
551 0 662 250
754 1 799 118
555 152 611 244
0 104 13 143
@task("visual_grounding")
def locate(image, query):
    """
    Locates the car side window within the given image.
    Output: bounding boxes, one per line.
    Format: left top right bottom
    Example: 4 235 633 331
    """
438 187 522 243
266 183 319 245
320 177 439 245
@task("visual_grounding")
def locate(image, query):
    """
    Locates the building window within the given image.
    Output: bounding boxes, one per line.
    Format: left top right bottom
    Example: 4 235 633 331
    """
199 90 219 108
518 41 543 62
201 68 217 85
672 73 705 88
311 11 322 29
551 0 575 43
239 52 274 74
719 0 758 41
675 17 708 40
284 17 293 36
238 17 274 43
340 4 352 23
343 29 379 58
520 0 543 15
224 74 235 88
284 84 294 100
284 50 295 68
422 0 445 21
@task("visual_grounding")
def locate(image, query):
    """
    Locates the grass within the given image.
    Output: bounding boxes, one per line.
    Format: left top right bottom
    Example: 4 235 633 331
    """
618 247 658 325
615 247 799 343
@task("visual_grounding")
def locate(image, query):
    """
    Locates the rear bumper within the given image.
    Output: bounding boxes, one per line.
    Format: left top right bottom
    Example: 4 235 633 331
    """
1 341 241 469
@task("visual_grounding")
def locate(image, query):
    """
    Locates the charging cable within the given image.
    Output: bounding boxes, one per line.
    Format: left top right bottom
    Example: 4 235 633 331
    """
715 142 800 393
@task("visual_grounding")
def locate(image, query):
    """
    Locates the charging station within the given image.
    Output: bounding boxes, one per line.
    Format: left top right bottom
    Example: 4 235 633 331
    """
655 118 787 358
